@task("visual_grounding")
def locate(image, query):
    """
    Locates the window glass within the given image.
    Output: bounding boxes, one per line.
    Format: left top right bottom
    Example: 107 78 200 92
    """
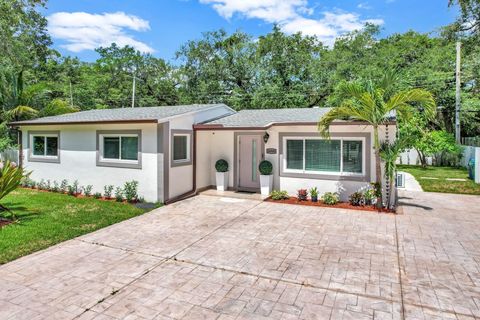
305 140 340 172
46 137 58 156
173 135 188 161
121 137 138 160
286 140 303 170
33 136 45 156
104 137 120 159
343 140 362 173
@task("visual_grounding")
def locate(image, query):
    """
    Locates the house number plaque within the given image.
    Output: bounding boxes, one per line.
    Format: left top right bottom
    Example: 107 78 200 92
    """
266 148 277 154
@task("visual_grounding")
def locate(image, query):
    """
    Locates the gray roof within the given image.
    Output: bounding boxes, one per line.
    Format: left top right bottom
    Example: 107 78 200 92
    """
204 108 332 127
11 104 229 125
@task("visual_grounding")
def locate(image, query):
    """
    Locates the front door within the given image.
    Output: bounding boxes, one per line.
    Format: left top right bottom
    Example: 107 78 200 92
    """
238 134 263 191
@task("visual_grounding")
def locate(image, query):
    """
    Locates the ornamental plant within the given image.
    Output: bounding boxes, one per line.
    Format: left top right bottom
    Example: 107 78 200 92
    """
270 190 289 200
123 180 139 202
349 192 364 206
309 187 319 202
104 185 114 199
215 159 228 172
84 185 93 197
297 189 308 201
258 160 273 175
0 161 30 215
322 192 339 205
114 187 124 202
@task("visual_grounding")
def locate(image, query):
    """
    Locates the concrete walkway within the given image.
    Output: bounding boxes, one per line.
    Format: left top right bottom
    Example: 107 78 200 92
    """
397 171 423 192
1 192 480 319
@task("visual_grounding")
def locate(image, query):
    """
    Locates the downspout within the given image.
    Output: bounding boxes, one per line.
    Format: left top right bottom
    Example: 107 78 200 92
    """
164 128 197 204
18 128 23 167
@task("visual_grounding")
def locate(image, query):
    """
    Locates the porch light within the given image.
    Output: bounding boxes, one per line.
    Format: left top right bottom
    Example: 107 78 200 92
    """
263 132 270 143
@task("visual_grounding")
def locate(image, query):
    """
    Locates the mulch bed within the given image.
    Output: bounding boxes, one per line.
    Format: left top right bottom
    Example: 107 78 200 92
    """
265 197 396 214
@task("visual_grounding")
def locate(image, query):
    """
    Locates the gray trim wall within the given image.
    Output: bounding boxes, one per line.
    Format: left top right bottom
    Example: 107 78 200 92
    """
96 130 142 169
27 130 61 163
170 129 193 167
233 131 265 191
278 132 371 182
162 122 170 202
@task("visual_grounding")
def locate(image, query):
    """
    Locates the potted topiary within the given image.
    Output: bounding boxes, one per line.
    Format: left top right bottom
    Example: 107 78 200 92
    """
258 160 273 195
215 159 229 191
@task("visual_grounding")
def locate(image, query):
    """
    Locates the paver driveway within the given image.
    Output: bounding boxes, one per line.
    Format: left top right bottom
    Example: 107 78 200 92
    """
1 191 480 320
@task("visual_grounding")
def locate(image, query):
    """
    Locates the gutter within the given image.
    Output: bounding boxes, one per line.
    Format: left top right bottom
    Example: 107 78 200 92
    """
164 128 198 204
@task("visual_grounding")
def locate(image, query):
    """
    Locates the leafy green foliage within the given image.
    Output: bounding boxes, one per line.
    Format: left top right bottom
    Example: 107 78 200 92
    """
270 190 289 200
297 189 308 201
321 192 340 205
0 161 29 215
349 192 364 206
215 159 228 172
258 160 273 175
309 187 319 198
123 180 139 202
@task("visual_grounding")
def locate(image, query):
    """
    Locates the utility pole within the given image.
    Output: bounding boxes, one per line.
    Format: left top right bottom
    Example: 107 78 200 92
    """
455 41 461 144
131 72 136 108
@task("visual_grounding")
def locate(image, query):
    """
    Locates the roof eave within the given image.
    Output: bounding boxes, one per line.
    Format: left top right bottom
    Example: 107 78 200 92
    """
9 119 159 127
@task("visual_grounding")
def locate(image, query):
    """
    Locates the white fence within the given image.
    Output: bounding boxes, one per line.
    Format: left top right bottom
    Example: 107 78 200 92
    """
0 148 19 164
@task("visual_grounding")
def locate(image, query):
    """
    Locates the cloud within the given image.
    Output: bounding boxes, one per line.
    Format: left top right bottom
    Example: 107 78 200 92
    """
48 11 154 53
199 0 383 46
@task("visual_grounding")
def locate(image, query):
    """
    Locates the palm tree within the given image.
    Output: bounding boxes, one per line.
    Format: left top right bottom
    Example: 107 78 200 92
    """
380 140 405 209
318 74 436 208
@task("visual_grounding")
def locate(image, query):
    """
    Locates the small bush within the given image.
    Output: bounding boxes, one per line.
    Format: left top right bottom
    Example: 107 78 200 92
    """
46 179 52 191
68 180 81 196
38 179 47 190
104 185 114 198
52 180 60 193
349 192 364 206
215 159 228 172
114 187 124 202
363 188 376 205
60 180 68 193
84 185 93 197
309 187 318 198
322 192 339 205
297 189 308 201
123 180 139 202
270 190 289 200
258 160 273 175
93 192 102 199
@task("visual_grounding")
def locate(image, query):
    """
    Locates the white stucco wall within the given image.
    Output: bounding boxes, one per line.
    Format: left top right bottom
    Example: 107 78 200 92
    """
196 123 396 201
20 123 160 202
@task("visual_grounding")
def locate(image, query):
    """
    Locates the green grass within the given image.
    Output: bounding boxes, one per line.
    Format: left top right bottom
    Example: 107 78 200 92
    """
398 165 480 195
0 188 154 264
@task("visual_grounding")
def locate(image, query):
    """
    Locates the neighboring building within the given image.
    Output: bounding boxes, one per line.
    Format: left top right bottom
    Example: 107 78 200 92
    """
11 104 396 203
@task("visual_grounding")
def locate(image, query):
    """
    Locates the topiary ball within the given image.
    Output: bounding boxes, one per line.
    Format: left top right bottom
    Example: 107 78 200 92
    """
258 160 273 175
215 159 229 172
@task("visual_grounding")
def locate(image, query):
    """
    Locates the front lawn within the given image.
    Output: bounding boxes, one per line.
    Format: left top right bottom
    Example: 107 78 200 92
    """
0 188 153 264
398 165 480 195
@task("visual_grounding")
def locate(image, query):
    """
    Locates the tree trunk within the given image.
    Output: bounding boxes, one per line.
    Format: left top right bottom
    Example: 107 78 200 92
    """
373 126 383 210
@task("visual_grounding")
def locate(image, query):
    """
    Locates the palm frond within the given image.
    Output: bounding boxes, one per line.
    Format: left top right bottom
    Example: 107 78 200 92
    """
6 105 38 121
386 89 436 120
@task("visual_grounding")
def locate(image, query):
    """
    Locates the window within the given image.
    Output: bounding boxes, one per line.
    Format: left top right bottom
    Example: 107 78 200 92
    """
284 138 364 175
173 135 188 161
29 132 60 162
97 131 142 169
100 135 139 161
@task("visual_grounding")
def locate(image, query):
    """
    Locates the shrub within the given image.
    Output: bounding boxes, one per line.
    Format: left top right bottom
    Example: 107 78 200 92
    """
68 180 81 196
52 180 60 193
114 187 124 202
258 160 273 175
297 189 308 201
46 179 52 191
60 180 68 193
349 192 364 206
38 179 47 190
309 187 318 198
270 190 289 200
104 185 114 198
93 192 102 199
123 180 139 202
0 160 30 214
84 185 93 196
363 188 376 205
215 159 228 172
322 192 339 205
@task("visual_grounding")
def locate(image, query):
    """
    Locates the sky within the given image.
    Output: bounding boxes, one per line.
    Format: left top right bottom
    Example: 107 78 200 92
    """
42 0 460 62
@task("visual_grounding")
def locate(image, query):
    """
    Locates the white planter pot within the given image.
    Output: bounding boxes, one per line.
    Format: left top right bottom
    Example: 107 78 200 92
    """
216 172 229 191
260 174 273 196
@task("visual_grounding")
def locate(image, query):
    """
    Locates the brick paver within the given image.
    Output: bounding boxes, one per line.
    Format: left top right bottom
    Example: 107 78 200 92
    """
1 192 479 319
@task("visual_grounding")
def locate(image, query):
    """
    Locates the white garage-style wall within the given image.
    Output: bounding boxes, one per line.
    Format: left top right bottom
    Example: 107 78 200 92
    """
196 123 396 201
20 123 160 202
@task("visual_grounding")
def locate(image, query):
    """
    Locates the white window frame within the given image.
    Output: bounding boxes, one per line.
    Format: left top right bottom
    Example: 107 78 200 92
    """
99 133 140 165
30 133 59 161
172 133 191 163
283 136 365 177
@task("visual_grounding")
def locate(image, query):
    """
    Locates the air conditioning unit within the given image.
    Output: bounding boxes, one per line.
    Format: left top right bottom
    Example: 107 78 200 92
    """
396 172 405 188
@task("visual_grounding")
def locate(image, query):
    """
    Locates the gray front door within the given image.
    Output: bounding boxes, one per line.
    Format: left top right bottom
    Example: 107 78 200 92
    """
238 134 262 191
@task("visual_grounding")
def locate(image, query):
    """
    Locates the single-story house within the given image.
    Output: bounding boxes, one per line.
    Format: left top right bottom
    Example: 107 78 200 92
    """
10 104 396 203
